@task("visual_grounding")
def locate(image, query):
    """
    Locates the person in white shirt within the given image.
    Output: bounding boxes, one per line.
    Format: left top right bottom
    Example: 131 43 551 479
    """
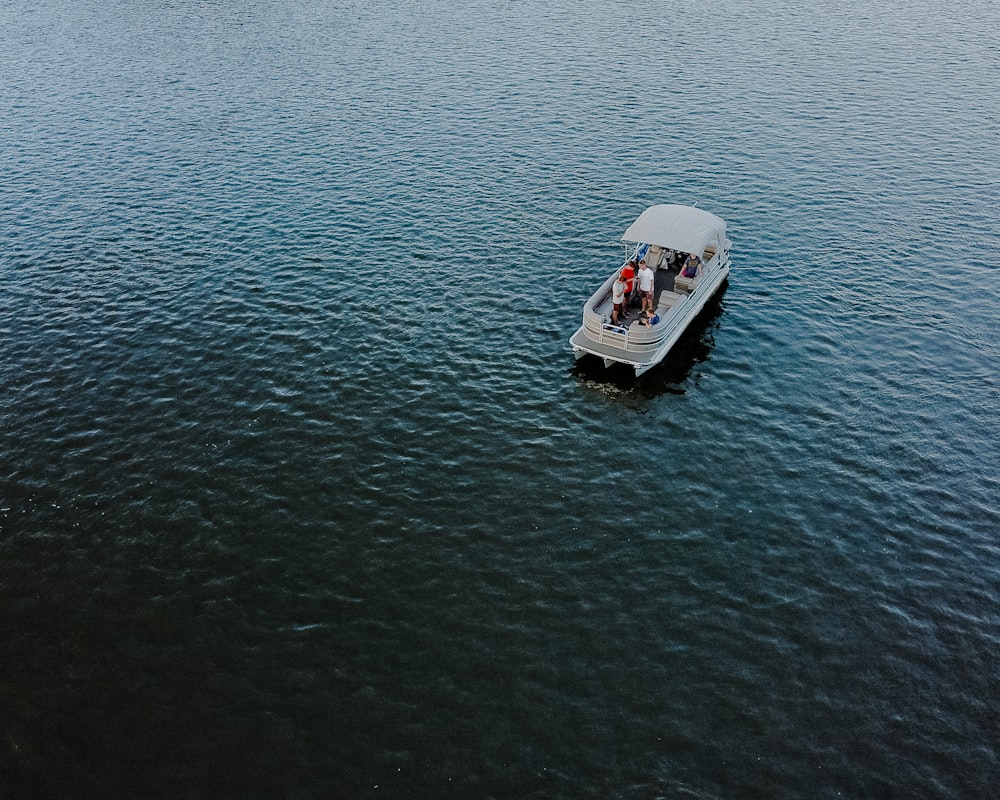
637 259 655 314
611 272 627 324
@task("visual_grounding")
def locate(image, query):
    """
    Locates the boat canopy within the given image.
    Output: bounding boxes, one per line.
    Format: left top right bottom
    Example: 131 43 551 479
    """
620 204 727 256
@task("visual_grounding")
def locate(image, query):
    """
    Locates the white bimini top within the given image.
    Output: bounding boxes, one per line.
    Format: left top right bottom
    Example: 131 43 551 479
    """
620 204 727 256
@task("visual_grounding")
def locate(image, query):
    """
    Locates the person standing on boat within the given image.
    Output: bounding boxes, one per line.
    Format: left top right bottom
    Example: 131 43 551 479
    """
620 260 637 308
637 259 655 314
611 271 627 325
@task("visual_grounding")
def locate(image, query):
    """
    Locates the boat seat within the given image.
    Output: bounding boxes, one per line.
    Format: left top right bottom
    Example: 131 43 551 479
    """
674 266 699 293
657 290 682 310
675 247 717 292
646 245 665 270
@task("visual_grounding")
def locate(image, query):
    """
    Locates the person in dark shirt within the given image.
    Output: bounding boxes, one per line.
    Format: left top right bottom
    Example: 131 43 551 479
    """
682 253 700 278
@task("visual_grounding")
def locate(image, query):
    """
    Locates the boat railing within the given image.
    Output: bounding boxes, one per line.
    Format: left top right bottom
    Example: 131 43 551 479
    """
622 241 649 266
582 292 692 355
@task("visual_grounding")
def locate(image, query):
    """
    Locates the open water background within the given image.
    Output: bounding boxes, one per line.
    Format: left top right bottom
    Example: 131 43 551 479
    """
2 1 999 797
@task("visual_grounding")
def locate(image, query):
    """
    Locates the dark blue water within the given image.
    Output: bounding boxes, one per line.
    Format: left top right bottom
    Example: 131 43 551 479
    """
2 1 999 797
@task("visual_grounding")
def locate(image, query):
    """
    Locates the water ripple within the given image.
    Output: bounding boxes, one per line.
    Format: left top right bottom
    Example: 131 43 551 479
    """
3 0 1000 797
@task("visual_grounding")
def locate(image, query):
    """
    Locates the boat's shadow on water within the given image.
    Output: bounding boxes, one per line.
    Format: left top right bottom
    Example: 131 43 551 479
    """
571 285 727 397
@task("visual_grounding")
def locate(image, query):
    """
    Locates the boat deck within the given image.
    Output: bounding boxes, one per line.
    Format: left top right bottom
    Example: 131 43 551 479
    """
596 268 680 326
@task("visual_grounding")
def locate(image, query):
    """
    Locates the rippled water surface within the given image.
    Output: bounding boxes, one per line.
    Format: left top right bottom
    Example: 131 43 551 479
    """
2 1 999 797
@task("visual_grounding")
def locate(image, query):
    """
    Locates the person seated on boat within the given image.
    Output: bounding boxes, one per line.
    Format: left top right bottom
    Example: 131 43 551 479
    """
620 260 637 307
666 248 680 268
681 253 700 279
611 271 627 325
637 259 655 314
636 309 660 326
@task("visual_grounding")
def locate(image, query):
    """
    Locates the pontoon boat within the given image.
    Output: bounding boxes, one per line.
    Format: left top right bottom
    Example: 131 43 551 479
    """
570 204 731 377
